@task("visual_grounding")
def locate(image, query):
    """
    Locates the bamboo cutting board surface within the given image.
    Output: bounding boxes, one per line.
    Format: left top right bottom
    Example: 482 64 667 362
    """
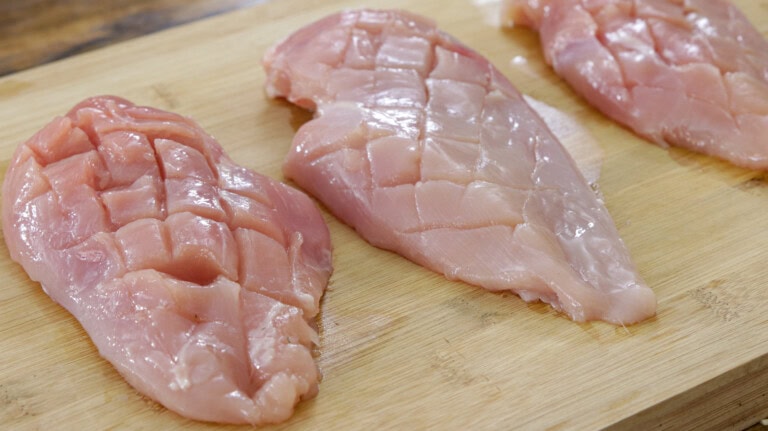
1 0 768 429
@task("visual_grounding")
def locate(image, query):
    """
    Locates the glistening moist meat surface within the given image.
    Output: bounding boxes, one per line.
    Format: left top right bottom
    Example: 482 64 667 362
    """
504 0 768 170
263 9 656 325
1 96 333 425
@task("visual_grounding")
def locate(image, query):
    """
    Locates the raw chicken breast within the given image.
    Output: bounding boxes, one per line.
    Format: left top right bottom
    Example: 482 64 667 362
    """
503 0 768 170
263 10 655 324
1 96 332 425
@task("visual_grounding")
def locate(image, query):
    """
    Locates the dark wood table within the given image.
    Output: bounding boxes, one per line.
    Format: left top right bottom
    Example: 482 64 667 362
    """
1 1 767 430
0 0 261 77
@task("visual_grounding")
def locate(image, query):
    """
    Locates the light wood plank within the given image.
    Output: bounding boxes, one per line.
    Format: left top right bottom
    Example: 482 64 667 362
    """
1 0 767 429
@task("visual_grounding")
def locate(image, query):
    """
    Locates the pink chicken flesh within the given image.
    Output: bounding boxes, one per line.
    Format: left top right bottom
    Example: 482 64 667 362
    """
1 96 333 425
503 0 768 170
263 9 656 325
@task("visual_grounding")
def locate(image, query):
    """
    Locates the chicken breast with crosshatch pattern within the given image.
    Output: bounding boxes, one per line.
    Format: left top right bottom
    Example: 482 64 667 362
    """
263 9 656 325
1 95 332 425
503 0 768 170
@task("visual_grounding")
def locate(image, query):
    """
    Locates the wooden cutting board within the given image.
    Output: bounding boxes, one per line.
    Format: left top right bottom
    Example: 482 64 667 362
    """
2 0 767 429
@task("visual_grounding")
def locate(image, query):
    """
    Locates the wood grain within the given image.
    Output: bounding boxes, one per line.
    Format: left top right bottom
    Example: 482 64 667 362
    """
1 0 768 430
0 0 264 77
